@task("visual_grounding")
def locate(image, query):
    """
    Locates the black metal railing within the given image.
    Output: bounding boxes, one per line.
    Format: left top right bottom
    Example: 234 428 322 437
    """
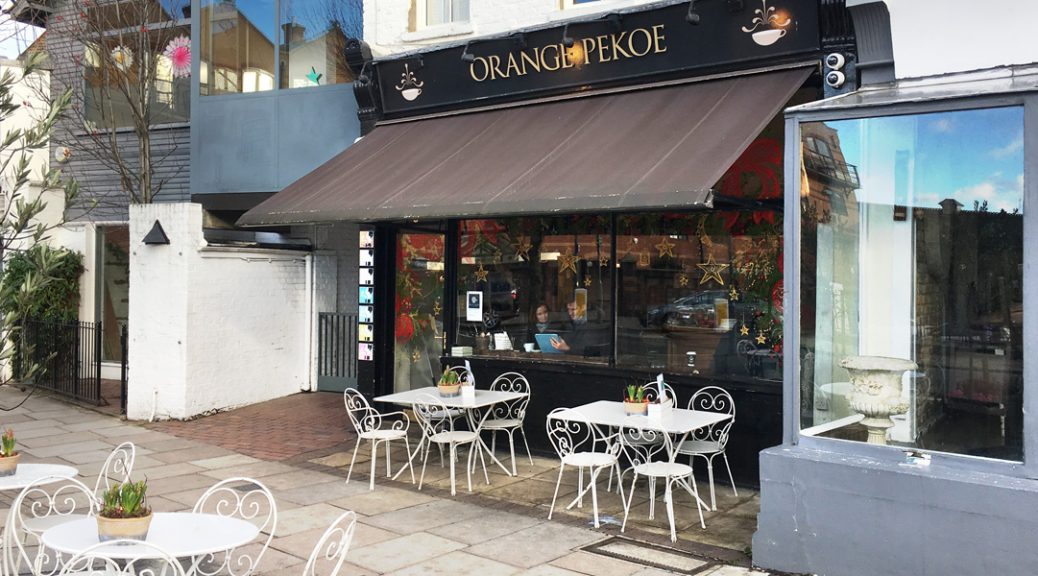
14 318 103 405
803 148 861 189
318 312 358 391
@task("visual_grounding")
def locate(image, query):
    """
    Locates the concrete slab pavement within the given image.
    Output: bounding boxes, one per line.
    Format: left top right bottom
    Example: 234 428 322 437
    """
0 388 772 575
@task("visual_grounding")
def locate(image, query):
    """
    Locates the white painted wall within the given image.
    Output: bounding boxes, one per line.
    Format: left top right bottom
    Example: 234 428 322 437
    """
128 203 311 420
887 0 1038 79
364 0 655 55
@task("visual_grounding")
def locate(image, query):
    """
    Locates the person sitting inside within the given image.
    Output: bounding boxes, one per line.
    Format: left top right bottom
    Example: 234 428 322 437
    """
550 301 610 357
527 303 561 350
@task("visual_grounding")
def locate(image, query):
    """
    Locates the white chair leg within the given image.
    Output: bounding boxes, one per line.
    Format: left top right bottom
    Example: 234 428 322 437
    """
449 444 458 496
418 443 431 490
368 440 378 491
706 459 717 511
577 467 585 508
403 437 416 484
589 468 601 528
386 442 392 477
621 473 638 532
346 436 362 484
548 464 566 520
479 442 490 485
665 481 677 543
520 428 534 466
466 444 474 492
648 477 656 520
507 429 517 476
722 452 738 497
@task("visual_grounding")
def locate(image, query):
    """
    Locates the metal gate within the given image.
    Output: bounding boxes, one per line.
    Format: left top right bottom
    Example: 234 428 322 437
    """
317 313 358 392
14 318 103 405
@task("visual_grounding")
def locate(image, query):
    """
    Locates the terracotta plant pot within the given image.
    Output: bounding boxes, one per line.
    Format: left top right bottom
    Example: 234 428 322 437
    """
0 453 19 477
97 512 153 542
623 401 649 416
437 383 461 398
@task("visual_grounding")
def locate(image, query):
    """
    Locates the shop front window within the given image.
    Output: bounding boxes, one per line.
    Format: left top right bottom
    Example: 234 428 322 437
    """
799 106 1024 461
615 210 782 380
99 226 130 362
454 216 612 363
279 0 361 88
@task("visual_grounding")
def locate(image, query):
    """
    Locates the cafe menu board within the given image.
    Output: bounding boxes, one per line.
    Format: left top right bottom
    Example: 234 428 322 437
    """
358 230 375 362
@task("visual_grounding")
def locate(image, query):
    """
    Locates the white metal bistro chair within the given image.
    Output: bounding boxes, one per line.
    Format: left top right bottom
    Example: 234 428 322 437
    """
619 421 706 542
59 540 185 576
5 475 97 576
481 372 533 476
545 407 624 529
676 386 737 510
92 442 135 501
412 393 487 496
191 477 276 576
344 388 416 490
299 510 358 576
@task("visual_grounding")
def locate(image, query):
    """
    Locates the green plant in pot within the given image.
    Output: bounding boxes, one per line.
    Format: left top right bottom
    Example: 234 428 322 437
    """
437 367 462 397
97 479 152 542
623 385 648 416
0 428 19 476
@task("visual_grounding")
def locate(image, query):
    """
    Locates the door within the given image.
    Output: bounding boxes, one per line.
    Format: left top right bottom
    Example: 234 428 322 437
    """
393 231 446 392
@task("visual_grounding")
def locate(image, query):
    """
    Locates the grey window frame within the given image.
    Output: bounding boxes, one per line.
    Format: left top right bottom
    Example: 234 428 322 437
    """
783 91 1038 479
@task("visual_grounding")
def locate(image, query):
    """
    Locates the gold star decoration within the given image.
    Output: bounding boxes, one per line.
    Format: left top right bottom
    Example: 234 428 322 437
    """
740 324 750 336
697 254 729 286
411 349 422 363
729 286 740 301
583 277 592 287
678 273 689 287
756 331 767 345
655 237 676 258
515 236 532 261
433 301 442 316
474 263 489 282
599 255 610 268
558 250 578 276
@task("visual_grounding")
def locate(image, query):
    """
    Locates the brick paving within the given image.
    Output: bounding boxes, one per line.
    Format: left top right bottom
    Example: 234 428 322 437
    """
145 391 348 460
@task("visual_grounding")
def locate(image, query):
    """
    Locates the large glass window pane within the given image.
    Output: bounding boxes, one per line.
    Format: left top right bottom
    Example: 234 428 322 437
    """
615 211 783 380
200 0 276 95
280 0 361 88
99 226 130 362
454 217 612 363
799 107 1024 460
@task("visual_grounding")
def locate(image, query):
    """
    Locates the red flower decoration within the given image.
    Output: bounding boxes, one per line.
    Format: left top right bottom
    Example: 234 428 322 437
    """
395 314 414 342
719 138 782 200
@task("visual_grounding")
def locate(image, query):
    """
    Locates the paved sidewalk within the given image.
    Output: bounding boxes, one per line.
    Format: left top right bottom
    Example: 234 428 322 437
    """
2 388 770 575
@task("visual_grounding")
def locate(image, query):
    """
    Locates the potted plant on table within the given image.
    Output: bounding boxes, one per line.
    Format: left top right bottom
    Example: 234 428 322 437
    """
437 367 462 398
623 385 649 416
97 479 152 542
0 428 19 476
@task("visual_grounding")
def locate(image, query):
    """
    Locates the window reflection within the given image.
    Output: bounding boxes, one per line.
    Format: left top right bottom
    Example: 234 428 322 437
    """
280 0 361 88
799 107 1025 461
200 0 276 95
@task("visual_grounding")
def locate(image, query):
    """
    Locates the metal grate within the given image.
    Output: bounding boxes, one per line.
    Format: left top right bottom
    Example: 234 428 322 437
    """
581 537 735 575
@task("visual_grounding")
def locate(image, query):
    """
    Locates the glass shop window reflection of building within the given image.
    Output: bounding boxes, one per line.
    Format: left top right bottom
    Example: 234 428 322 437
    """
799 106 1025 462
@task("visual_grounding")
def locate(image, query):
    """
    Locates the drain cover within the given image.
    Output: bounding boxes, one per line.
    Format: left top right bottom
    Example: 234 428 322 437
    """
582 537 716 574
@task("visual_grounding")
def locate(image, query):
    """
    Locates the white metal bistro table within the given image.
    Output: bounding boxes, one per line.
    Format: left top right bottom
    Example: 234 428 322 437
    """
42 512 260 568
375 387 527 479
549 400 732 530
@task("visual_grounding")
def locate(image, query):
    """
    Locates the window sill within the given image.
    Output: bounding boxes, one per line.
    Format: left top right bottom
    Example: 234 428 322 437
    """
401 21 475 43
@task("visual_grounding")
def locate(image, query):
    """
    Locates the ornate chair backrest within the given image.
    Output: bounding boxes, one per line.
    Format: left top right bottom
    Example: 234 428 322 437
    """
59 540 186 576
545 408 618 460
618 420 674 466
641 380 678 406
412 394 455 437
687 386 736 448
94 442 135 501
7 475 97 576
192 477 276 576
344 389 381 434
300 510 358 576
489 372 531 421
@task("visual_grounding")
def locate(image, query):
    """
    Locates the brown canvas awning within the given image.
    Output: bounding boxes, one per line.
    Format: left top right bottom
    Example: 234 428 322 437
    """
239 66 811 226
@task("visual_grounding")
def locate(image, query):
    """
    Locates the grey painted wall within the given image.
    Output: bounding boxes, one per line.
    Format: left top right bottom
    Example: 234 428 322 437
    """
190 85 361 195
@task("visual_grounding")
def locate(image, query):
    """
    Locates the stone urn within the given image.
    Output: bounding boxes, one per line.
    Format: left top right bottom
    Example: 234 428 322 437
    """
839 355 918 445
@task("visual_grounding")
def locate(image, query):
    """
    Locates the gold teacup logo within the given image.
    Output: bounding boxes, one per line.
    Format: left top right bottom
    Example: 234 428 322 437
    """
741 0 792 46
395 63 425 101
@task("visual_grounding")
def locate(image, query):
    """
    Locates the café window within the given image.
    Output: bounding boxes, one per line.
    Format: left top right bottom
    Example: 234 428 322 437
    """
799 106 1025 461
454 216 612 363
